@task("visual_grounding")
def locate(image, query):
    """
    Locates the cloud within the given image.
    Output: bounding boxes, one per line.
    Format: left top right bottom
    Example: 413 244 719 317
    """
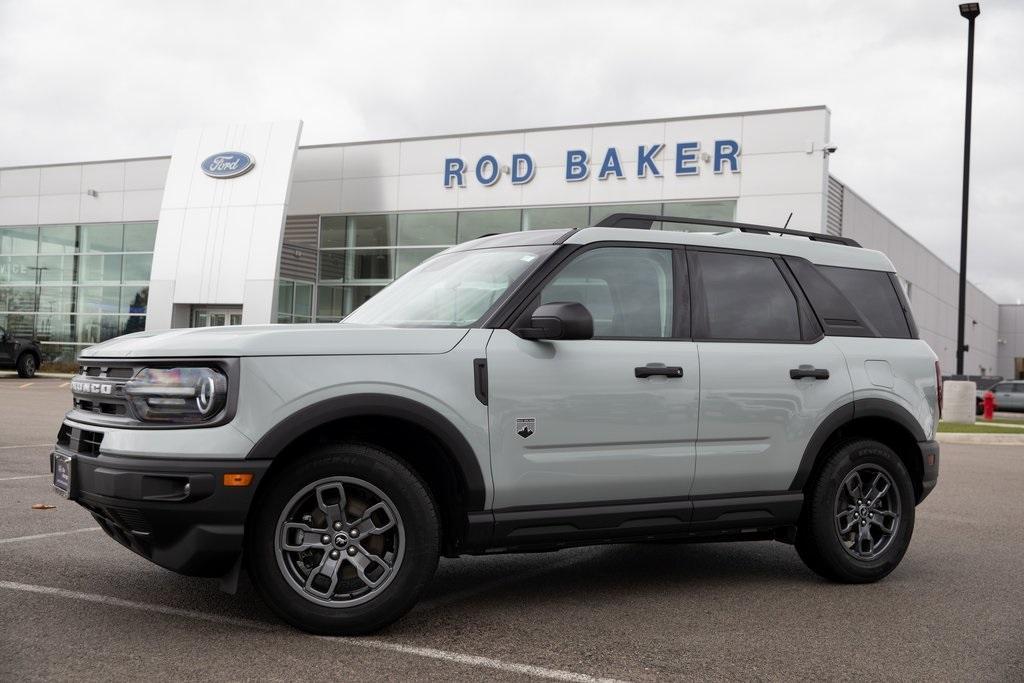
1 0 1021 302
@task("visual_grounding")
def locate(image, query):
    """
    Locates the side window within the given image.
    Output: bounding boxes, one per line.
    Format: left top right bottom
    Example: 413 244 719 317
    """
691 250 801 341
993 384 1011 393
540 247 674 338
816 266 912 339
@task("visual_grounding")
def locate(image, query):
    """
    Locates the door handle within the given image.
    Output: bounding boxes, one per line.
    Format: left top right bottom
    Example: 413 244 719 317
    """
635 365 684 379
790 367 830 380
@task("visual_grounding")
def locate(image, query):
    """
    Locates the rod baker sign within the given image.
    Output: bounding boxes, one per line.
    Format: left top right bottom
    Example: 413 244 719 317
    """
443 140 740 188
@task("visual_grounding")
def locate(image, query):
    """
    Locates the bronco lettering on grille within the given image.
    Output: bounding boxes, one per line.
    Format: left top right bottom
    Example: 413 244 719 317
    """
72 381 113 395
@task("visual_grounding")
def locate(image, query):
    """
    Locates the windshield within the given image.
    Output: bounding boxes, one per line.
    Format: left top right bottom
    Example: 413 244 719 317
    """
342 246 555 327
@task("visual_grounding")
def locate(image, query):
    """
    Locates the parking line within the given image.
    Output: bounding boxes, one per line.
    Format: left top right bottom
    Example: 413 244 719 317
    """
0 580 273 631
0 580 625 682
60 382 69 388
316 635 627 682
0 528 102 544
0 474 49 481
18 382 33 388
0 443 52 450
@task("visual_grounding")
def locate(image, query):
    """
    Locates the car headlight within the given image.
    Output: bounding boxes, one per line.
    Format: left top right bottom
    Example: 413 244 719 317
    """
124 367 228 423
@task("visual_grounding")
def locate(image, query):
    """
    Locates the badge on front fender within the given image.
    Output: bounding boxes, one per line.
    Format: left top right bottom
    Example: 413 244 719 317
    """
516 418 535 439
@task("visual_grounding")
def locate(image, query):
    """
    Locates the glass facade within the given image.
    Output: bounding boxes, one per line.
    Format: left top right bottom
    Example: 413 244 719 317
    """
314 200 735 321
277 279 314 324
0 223 155 361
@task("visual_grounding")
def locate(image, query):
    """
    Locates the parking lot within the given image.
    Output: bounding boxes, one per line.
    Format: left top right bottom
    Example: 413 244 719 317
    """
1 376 1023 681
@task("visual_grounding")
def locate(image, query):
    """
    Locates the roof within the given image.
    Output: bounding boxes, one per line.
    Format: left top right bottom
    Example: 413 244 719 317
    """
448 224 896 272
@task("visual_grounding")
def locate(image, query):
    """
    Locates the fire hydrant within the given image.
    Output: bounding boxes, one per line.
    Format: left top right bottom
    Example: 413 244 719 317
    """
982 390 996 421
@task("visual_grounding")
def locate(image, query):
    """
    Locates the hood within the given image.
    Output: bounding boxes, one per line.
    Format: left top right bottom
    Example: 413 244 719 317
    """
79 324 470 359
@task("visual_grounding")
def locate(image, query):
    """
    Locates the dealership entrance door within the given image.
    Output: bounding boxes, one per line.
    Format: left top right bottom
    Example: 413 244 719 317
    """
191 307 243 327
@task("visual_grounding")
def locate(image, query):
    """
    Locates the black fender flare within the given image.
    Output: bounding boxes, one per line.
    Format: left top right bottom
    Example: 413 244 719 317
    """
245 393 487 511
789 398 926 491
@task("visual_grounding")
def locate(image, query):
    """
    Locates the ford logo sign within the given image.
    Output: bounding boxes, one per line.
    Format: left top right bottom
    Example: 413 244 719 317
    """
200 151 255 179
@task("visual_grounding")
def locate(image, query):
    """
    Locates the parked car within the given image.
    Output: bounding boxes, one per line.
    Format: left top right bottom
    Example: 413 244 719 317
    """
0 325 41 378
982 380 1024 413
50 213 940 635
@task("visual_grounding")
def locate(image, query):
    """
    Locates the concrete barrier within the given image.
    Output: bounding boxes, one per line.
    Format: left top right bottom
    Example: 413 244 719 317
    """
943 380 977 424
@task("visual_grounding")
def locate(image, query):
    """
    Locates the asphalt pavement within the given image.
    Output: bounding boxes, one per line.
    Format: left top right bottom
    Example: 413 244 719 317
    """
1 375 1023 681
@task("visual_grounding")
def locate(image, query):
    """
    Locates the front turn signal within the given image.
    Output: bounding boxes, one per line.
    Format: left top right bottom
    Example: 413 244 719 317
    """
223 473 254 487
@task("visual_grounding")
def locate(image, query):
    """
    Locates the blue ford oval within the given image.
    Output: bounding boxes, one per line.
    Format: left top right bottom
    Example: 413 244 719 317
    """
200 151 255 178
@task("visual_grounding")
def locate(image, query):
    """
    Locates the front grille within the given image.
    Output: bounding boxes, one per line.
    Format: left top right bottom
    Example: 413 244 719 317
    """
56 424 104 457
72 364 142 419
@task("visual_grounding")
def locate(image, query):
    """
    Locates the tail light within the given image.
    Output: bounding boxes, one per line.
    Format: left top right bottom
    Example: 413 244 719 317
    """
935 361 943 416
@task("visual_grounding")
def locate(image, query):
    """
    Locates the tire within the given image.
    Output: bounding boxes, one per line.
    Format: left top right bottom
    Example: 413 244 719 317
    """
16 353 37 378
795 439 915 583
976 400 983 416
246 442 440 635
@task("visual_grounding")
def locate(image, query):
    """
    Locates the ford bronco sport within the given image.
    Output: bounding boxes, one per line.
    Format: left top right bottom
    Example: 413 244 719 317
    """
51 213 940 635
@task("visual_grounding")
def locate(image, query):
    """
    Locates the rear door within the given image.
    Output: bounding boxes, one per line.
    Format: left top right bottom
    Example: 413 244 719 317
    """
486 244 699 510
688 248 853 497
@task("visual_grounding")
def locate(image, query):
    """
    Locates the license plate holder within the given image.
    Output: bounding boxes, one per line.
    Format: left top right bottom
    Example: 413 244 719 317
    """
52 452 73 499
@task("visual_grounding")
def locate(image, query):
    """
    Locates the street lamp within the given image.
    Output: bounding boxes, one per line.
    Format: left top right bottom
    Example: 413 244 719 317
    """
955 2 980 375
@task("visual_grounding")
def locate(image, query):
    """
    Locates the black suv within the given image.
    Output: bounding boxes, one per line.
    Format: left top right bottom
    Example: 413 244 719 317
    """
0 326 41 378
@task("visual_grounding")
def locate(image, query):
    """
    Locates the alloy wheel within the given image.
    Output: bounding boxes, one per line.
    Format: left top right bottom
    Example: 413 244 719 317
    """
274 476 405 608
833 464 902 561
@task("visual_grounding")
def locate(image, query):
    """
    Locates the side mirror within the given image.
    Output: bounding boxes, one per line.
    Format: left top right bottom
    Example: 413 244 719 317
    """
516 302 593 341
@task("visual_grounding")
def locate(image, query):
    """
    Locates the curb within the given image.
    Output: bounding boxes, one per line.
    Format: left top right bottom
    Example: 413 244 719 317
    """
937 432 1024 446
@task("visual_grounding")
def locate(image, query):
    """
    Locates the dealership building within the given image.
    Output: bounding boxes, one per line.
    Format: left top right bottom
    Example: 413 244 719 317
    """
1 105 1021 379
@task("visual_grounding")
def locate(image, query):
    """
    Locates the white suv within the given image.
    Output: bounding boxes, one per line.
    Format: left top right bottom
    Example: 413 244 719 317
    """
51 213 941 634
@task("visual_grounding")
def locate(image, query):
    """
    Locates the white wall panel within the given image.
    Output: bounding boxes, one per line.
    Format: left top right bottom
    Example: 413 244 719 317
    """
122 189 163 222
0 196 38 224
741 109 829 154
397 173 458 211
79 191 124 223
123 158 170 191
293 147 344 182
37 194 81 224
39 165 82 195
735 193 823 232
343 142 400 179
81 162 126 193
289 180 342 215
740 152 825 196
0 167 41 197
340 176 399 213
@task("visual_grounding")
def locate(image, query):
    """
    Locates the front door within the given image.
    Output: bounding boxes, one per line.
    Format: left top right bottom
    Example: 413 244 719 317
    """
687 248 853 496
192 307 243 327
486 245 699 510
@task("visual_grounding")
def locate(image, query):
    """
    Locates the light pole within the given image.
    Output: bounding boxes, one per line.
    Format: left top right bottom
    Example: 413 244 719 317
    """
955 2 980 376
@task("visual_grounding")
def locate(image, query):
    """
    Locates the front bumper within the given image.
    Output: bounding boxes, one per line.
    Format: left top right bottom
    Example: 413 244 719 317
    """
918 439 940 503
51 445 269 577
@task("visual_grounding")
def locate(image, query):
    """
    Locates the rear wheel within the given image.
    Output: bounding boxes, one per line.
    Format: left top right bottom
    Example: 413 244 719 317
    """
795 439 915 583
247 443 440 634
16 353 37 378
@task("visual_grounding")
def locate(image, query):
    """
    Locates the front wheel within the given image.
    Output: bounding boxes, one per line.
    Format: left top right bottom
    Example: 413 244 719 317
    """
16 353 37 378
795 439 916 583
247 443 440 634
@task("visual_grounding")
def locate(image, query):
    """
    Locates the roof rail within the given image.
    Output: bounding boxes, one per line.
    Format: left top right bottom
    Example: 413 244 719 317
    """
594 213 862 248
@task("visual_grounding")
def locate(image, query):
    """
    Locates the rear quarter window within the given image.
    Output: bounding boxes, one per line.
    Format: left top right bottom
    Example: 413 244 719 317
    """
816 265 912 339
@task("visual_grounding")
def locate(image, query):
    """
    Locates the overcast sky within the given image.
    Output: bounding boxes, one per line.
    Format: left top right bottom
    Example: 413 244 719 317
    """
1 0 1021 303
